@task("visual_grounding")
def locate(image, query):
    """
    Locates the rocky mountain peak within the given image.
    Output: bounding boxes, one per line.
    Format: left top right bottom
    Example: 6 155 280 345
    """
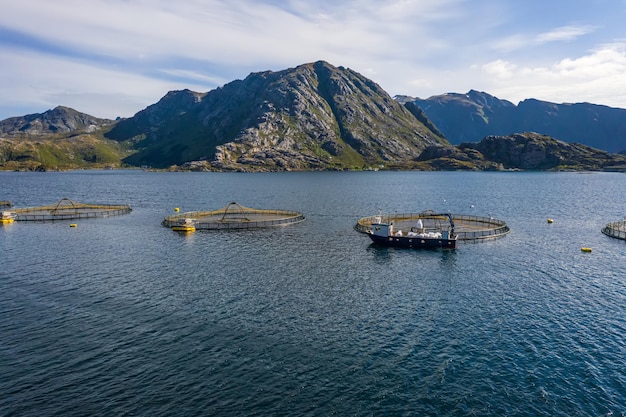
107 60 447 170
0 106 114 137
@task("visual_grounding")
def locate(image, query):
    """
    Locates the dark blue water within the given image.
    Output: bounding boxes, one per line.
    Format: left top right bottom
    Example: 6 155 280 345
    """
1 170 625 416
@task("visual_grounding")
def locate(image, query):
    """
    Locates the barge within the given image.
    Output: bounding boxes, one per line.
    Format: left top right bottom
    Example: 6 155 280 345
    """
367 212 457 249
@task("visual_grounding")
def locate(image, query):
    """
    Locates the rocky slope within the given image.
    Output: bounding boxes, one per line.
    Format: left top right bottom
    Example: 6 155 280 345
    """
106 61 448 170
408 90 626 153
416 132 626 171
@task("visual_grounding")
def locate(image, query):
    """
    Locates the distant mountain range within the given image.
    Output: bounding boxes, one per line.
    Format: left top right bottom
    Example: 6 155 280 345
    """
1 61 625 172
400 90 626 154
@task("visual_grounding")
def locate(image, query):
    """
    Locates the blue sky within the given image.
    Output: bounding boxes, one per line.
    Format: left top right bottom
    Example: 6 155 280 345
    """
2 0 626 120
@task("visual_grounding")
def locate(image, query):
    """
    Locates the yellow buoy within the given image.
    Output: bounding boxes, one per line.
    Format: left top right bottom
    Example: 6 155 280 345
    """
174 207 180 212
547 218 554 223
70 223 77 227
581 247 592 252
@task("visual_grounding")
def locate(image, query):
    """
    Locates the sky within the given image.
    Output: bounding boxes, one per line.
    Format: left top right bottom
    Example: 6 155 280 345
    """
2 0 626 120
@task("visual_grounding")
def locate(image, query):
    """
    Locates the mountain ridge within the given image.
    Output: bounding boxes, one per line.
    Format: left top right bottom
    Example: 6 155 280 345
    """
1 61 626 172
409 90 626 153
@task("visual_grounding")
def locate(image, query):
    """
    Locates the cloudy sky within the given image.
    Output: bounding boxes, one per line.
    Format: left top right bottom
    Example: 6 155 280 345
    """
2 0 626 120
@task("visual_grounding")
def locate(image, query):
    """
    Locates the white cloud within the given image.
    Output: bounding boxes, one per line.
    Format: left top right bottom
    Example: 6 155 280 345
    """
475 43 626 107
1 0 626 119
491 25 596 53
0 49 211 119
535 25 596 43
480 60 518 79
0 0 469 119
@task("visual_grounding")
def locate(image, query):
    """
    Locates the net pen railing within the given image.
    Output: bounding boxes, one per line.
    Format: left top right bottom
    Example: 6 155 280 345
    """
11 198 132 221
602 220 626 241
163 206 305 230
452 214 511 241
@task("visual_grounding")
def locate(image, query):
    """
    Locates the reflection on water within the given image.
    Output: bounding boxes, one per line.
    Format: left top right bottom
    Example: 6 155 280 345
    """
366 243 459 269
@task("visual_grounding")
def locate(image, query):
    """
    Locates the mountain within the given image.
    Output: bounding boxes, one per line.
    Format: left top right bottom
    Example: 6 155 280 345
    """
106 61 448 170
0 107 128 171
3 62 626 172
0 106 114 137
415 132 626 171
409 90 626 154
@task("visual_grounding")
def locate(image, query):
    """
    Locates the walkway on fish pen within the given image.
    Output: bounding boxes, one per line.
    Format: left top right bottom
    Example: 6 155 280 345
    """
602 220 626 241
10 198 132 221
163 201 305 230
355 212 510 242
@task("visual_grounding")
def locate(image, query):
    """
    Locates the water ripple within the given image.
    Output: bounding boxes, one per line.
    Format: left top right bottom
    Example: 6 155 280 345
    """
1 171 626 416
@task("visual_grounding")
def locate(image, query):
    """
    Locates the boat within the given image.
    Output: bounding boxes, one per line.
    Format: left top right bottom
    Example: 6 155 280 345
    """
1 211 15 224
367 212 457 249
171 218 196 232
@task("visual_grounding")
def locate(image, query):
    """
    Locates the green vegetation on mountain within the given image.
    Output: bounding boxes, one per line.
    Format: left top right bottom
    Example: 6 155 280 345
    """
0 134 132 171
0 106 130 171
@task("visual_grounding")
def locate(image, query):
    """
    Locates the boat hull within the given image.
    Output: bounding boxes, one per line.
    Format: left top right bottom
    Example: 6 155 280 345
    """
367 232 457 249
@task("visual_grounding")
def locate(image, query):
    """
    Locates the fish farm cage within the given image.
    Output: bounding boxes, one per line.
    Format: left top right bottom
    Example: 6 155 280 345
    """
602 220 626 241
162 201 305 231
9 198 132 221
355 210 510 242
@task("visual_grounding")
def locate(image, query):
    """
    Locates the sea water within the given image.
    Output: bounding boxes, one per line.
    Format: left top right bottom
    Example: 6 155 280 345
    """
1 170 625 416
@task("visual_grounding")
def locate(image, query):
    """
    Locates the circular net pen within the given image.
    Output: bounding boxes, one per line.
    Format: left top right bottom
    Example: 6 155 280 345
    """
355 211 510 242
163 201 305 231
11 198 132 221
602 220 626 241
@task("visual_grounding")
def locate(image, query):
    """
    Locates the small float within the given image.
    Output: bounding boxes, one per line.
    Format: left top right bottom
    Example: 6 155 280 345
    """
1 211 15 224
367 212 458 249
171 218 196 233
